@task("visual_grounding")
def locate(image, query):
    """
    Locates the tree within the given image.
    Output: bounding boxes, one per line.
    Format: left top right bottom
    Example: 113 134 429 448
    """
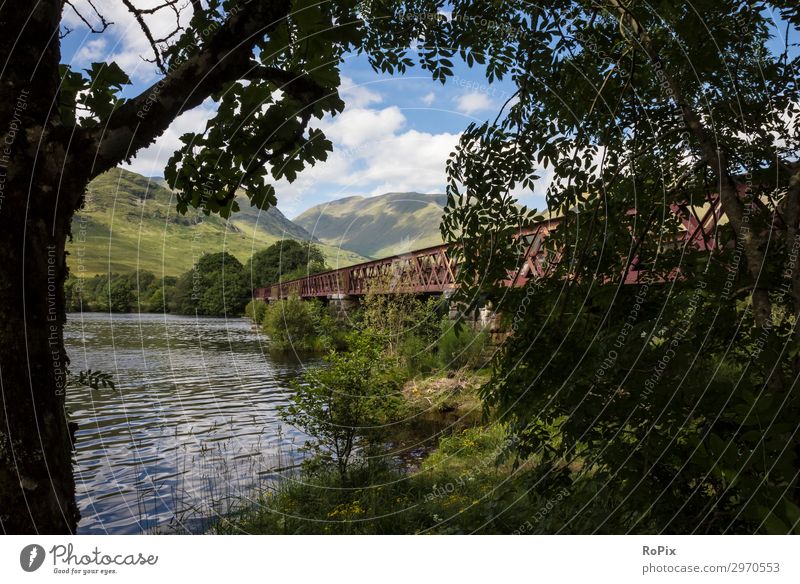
245 240 327 289
103 276 135 313
0 0 458 533
262 295 330 353
281 332 403 478
437 2 800 532
172 252 248 316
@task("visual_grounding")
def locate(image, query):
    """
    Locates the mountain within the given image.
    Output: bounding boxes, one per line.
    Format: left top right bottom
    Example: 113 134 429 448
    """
67 168 367 276
293 192 447 259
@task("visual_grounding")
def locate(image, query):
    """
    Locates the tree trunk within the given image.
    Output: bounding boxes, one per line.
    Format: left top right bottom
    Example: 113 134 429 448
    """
0 204 79 534
0 0 83 534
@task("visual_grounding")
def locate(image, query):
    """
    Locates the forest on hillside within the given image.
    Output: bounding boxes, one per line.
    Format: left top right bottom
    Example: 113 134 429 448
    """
65 241 327 316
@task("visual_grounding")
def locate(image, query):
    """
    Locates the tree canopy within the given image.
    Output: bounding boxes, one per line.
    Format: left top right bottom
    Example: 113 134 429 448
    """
245 240 327 289
437 1 800 533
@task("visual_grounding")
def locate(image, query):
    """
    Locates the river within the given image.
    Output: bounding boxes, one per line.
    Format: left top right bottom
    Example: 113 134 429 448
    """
64 313 313 534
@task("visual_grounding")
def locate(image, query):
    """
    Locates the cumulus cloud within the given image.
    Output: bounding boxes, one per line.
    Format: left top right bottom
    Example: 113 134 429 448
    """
122 100 217 177
339 77 383 108
275 105 460 215
72 38 108 65
319 106 406 149
454 91 493 115
421 92 436 106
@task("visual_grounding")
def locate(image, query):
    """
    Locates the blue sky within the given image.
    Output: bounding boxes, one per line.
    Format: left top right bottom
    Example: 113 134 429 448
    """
59 3 524 218
60 3 796 218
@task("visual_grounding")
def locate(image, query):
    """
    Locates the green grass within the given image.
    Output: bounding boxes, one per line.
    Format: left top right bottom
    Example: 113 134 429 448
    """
212 423 607 535
67 168 368 277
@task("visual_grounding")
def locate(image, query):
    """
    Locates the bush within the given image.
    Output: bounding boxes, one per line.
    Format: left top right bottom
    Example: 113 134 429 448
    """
244 299 268 323
280 331 404 477
262 295 339 352
397 334 440 377
359 292 442 355
438 323 490 370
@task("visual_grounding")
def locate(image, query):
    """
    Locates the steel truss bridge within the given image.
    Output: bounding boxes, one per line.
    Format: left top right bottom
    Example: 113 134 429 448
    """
254 195 726 302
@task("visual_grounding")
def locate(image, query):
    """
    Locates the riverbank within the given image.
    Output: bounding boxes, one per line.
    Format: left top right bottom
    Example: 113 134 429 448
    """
223 295 608 535
210 366 586 535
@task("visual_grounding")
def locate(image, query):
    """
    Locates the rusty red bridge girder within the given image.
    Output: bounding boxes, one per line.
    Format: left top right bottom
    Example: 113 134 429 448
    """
254 196 725 301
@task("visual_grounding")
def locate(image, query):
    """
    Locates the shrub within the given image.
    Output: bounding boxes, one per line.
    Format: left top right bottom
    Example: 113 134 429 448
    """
359 292 443 355
438 323 490 370
244 299 268 323
397 334 440 377
280 331 404 477
262 296 335 353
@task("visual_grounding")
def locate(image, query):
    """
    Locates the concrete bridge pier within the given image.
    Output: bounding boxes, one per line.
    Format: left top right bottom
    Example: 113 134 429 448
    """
443 289 499 331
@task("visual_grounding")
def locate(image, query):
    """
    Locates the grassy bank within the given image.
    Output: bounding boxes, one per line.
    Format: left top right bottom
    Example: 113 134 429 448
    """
211 368 621 535
228 294 628 534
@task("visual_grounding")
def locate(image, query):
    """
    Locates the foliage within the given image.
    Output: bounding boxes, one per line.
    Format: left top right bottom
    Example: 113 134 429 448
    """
64 272 176 313
261 296 341 353
359 291 443 354
438 322 490 371
437 2 800 533
244 299 268 323
68 369 116 391
171 252 249 316
280 332 404 477
244 239 327 289
397 334 440 377
217 424 633 534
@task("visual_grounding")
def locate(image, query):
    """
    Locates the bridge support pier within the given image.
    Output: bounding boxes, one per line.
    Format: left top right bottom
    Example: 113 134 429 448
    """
328 293 358 319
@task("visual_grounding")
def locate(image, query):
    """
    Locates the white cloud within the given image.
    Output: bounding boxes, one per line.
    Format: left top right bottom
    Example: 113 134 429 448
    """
353 129 459 190
63 0 193 83
274 105 461 215
454 91 493 115
122 101 216 177
319 106 406 148
339 77 383 108
72 38 108 65
421 91 436 106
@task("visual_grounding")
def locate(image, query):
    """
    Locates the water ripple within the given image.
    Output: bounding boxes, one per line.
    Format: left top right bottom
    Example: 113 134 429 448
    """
66 312 314 534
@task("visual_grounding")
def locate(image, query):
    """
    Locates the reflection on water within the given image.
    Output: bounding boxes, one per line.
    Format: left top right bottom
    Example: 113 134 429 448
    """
65 312 314 534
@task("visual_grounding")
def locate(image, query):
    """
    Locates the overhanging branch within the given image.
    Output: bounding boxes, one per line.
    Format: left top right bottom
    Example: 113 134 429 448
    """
80 0 292 185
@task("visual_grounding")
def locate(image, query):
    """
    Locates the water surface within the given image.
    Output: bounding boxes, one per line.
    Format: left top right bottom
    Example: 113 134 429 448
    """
65 312 312 534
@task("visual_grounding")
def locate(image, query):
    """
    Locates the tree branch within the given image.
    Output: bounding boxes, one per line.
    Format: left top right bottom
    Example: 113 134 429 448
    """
64 0 111 34
120 0 182 74
80 0 293 186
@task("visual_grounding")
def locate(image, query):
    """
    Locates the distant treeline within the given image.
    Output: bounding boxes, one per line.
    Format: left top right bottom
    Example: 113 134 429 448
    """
66 240 327 316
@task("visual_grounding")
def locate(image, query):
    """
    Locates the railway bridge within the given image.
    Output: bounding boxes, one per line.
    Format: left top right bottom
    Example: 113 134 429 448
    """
253 195 725 303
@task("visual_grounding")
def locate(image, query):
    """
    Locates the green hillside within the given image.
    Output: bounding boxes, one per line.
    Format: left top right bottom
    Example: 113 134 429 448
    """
293 192 446 259
67 168 367 277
